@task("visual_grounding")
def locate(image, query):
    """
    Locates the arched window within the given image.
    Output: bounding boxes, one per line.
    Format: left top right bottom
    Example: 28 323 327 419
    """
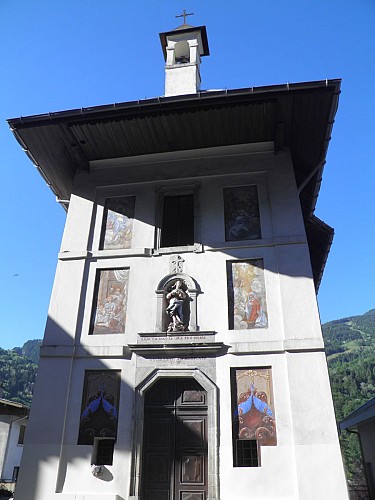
174 41 190 64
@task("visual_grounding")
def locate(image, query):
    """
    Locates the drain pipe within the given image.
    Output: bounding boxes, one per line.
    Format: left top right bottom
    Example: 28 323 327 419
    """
346 428 374 499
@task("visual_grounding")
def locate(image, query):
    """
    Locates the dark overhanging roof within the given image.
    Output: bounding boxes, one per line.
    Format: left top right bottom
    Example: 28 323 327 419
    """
159 25 210 59
0 398 29 415
340 396 375 431
7 79 341 290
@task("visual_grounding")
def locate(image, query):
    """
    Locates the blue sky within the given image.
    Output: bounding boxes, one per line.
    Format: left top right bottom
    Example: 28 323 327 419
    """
1 0 374 349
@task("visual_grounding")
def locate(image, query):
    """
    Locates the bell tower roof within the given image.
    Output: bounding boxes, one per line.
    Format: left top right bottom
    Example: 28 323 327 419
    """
159 24 210 61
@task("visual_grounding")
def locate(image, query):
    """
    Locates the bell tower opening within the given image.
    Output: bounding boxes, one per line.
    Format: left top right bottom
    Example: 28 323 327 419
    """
174 41 190 64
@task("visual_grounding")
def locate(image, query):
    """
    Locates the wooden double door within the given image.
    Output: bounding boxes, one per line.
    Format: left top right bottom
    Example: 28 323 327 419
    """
142 378 208 500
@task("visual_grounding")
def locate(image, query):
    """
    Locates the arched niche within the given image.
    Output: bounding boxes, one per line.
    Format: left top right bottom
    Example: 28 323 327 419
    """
129 368 220 500
155 273 200 333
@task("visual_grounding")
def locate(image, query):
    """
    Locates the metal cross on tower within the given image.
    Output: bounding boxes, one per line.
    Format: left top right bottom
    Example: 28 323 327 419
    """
175 9 194 24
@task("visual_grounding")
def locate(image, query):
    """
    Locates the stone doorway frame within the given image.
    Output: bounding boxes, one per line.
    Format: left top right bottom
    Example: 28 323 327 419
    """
129 368 220 500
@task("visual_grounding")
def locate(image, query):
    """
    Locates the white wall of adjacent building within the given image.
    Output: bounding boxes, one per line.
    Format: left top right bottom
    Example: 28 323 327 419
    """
0 413 26 482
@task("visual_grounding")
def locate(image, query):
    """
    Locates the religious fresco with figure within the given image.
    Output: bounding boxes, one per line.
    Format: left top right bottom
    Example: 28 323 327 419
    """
78 370 120 445
100 196 135 250
223 185 261 241
227 259 268 329
91 269 129 334
232 368 277 447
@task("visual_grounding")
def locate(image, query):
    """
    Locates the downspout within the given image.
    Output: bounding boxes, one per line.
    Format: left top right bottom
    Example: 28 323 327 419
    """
346 428 374 500
297 161 325 195
55 345 76 493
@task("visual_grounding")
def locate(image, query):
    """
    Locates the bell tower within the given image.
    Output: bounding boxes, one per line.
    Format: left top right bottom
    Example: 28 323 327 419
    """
159 11 209 97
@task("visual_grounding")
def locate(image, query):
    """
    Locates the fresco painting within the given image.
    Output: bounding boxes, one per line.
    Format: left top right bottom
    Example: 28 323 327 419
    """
78 370 120 445
101 196 135 250
223 185 261 241
233 368 276 447
92 269 129 334
227 259 268 330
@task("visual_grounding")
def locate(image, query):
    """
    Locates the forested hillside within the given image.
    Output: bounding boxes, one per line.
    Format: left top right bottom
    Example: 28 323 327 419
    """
322 309 375 484
0 339 41 406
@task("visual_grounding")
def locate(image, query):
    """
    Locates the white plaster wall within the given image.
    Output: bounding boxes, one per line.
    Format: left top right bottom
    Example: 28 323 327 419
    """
15 144 348 499
286 351 348 499
14 355 137 500
217 353 299 499
2 419 26 480
0 417 10 477
217 351 347 499
56 358 136 498
165 64 199 96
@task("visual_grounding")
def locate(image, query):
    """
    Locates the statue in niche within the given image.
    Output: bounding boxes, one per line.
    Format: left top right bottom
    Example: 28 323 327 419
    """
165 280 188 332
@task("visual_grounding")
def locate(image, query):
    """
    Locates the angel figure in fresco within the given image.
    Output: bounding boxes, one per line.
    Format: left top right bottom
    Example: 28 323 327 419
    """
166 280 188 332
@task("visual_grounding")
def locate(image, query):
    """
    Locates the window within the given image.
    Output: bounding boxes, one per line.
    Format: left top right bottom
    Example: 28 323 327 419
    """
234 439 258 467
161 194 194 247
12 466 19 481
18 425 26 445
92 438 115 466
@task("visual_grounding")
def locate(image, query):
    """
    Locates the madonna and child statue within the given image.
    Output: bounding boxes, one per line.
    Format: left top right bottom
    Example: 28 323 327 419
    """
165 280 189 332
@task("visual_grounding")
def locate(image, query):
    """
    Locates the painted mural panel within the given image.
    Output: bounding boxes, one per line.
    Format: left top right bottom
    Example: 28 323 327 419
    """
223 185 261 241
100 196 135 250
232 368 276 446
227 259 268 330
91 269 129 334
78 370 120 445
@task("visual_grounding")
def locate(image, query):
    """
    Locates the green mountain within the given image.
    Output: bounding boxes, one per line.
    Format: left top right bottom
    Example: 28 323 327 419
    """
322 308 375 485
0 339 41 406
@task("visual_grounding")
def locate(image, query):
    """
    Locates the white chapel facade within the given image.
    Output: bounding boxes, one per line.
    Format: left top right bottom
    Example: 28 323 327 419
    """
9 20 348 500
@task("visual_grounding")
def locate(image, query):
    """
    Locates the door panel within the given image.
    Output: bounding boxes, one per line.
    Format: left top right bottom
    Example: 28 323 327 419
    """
180 455 204 483
180 419 205 448
180 493 205 500
143 414 174 498
142 378 208 500
146 490 170 500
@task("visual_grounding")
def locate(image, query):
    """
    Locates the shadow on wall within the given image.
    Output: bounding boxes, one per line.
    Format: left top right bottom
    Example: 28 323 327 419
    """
14 317 212 500
13 317 133 500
